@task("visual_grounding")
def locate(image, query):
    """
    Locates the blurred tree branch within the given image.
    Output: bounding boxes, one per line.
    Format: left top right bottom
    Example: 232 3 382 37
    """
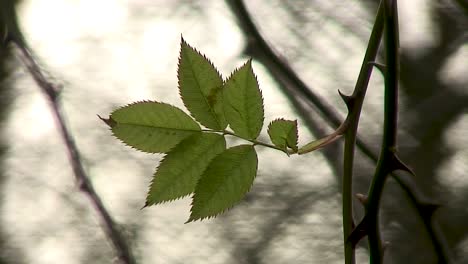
2 2 137 263
0 0 26 263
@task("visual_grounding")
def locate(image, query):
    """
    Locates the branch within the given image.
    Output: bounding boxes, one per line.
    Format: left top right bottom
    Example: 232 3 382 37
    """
364 1 452 263
5 16 137 264
364 1 399 261
341 3 384 263
226 0 453 262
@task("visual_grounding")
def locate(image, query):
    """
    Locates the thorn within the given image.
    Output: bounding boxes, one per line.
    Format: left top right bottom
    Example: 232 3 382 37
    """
347 216 368 246
368 61 386 75
97 115 116 127
390 153 415 176
355 193 368 206
338 89 354 110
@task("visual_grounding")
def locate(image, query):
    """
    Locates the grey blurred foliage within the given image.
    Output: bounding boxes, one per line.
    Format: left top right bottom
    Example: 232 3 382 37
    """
1 0 467 263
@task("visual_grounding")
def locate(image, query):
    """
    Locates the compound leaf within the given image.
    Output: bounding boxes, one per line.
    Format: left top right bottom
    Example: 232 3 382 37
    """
145 133 226 206
102 101 200 153
178 38 226 130
187 145 258 222
267 119 298 152
223 60 264 140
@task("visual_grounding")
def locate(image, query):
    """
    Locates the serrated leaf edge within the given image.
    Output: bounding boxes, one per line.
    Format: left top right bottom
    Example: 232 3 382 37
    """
186 145 258 223
178 37 225 130
145 133 226 206
223 60 265 140
106 100 201 153
267 118 298 152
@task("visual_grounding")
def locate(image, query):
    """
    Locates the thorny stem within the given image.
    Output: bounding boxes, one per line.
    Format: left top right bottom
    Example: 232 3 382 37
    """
341 3 385 264
227 0 453 263
366 1 399 262
8 25 137 264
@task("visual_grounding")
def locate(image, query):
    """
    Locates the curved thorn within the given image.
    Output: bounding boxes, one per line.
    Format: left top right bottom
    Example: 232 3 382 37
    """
355 193 368 206
338 89 354 110
390 153 415 176
368 61 386 76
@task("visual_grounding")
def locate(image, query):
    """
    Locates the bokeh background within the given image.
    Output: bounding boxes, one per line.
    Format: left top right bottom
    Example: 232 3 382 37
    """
0 0 467 263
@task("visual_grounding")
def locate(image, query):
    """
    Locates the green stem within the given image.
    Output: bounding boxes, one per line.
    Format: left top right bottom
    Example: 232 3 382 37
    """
366 1 399 263
297 126 344 155
204 129 291 154
341 2 385 264
224 130 289 153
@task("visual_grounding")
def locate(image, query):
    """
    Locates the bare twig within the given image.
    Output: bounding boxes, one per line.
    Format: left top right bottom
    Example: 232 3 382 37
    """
7 24 137 264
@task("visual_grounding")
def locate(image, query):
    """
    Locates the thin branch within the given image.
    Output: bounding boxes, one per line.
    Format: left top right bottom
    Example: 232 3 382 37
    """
341 3 385 264
222 130 291 154
364 1 453 263
365 1 399 262
7 29 137 264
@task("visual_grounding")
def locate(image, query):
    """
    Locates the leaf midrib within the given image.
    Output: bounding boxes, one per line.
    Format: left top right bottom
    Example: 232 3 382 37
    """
155 136 224 199
184 47 222 129
200 150 252 211
116 122 200 132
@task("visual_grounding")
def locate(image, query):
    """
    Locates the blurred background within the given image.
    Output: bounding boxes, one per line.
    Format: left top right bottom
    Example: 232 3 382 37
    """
0 0 467 263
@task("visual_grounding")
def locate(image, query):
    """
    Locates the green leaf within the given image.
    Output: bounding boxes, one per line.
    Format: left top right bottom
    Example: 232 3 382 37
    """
104 101 200 153
187 145 258 222
178 38 226 130
145 133 226 206
223 60 264 140
267 119 298 152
